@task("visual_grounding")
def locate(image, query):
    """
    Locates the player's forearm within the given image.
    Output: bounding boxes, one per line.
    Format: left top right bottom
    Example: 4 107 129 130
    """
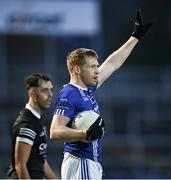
15 163 30 179
44 160 56 179
98 36 138 87
106 36 138 69
50 125 87 142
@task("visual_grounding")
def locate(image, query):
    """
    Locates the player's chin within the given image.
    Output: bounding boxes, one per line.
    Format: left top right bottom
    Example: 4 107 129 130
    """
89 82 96 87
92 80 97 86
44 102 51 109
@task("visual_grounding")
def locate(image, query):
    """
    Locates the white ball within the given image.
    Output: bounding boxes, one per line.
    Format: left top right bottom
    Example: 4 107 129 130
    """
72 110 99 130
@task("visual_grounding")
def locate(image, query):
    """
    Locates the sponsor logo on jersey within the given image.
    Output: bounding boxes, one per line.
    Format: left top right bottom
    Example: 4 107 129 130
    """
39 143 47 155
39 127 47 137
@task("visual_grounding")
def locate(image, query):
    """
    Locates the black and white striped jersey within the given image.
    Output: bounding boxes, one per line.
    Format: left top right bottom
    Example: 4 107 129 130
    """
7 108 47 179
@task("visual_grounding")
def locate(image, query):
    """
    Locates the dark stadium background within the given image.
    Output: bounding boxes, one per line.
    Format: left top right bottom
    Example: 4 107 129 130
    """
0 0 171 178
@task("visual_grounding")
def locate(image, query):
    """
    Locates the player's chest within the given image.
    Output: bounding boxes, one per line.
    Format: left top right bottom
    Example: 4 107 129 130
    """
35 126 47 144
77 90 99 113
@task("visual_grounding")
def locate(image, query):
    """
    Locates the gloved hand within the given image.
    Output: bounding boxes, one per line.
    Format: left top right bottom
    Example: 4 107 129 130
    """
132 8 152 40
86 116 105 141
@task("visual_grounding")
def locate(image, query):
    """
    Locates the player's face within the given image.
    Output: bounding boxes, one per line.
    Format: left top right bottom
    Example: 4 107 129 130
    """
80 57 99 87
35 80 53 111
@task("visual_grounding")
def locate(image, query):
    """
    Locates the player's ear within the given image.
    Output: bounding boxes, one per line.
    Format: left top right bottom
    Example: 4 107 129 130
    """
29 88 37 101
73 65 81 75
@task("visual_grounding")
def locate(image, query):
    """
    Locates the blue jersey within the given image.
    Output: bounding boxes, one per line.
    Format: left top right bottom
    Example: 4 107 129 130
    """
54 83 102 162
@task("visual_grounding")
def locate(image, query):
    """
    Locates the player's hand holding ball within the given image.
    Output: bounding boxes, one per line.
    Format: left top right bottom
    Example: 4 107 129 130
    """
86 116 105 141
72 110 105 142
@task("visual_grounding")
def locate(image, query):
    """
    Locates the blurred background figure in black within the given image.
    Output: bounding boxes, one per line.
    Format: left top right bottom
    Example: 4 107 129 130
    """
6 73 56 179
0 0 171 179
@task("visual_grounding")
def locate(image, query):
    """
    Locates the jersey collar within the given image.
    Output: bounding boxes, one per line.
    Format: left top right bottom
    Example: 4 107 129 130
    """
69 82 88 91
25 104 41 119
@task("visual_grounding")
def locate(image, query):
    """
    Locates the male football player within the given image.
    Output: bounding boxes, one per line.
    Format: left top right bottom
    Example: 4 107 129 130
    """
50 9 152 179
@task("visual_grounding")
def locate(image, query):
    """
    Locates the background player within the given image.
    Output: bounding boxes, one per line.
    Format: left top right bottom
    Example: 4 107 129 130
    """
7 73 56 179
50 9 152 179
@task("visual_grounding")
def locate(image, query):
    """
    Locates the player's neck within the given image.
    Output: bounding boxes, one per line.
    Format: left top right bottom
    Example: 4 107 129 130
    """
70 78 88 89
27 99 42 115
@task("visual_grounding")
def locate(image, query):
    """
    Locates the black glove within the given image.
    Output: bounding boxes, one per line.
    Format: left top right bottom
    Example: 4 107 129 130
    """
132 8 152 40
86 116 105 141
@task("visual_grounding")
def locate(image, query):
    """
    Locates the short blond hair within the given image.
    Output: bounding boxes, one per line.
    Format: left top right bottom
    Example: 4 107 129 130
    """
67 48 98 73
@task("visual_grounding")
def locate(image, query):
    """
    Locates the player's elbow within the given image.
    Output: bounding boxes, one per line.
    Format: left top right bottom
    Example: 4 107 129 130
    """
50 129 56 140
15 163 21 175
50 126 67 141
50 128 60 140
15 160 26 175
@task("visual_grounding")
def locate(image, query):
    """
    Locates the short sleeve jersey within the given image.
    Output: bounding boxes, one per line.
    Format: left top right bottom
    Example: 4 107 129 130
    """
8 108 47 179
54 83 102 162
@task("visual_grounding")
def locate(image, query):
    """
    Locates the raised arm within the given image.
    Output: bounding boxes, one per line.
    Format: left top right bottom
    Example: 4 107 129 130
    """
98 37 138 88
98 9 152 88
